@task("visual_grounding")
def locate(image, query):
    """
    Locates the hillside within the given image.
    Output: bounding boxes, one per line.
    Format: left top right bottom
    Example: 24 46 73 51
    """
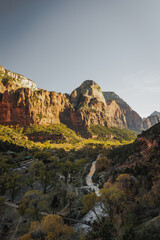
87 124 137 142
0 125 34 151
25 123 81 143
90 122 160 239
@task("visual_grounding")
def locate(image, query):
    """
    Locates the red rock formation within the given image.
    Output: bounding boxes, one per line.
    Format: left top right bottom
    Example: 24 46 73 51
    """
0 88 70 126
0 67 148 133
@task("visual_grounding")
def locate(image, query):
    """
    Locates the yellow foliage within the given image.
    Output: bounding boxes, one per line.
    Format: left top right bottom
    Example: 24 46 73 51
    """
20 214 73 240
20 233 32 240
82 192 97 213
30 221 41 232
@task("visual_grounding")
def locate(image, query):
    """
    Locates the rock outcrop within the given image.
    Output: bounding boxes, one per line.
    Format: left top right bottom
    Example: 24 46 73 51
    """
70 80 109 127
70 80 137 130
0 65 37 92
143 114 160 129
151 111 160 118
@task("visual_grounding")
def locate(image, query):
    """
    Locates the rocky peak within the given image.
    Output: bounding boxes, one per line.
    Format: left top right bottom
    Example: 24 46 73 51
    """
150 111 160 118
143 115 160 129
71 80 106 107
0 65 38 92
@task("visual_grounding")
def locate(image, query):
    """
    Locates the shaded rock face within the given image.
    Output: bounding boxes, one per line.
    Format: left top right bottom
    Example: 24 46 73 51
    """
106 100 127 128
143 115 160 129
103 92 143 131
151 111 160 118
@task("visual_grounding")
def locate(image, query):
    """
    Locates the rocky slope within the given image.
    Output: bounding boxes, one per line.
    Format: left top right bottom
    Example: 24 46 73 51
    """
0 66 157 134
103 92 143 131
143 115 160 129
142 111 160 129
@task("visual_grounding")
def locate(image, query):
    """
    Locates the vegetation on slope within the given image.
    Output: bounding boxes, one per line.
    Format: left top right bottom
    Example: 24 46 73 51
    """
84 122 160 240
139 122 160 140
88 124 138 142
25 124 81 143
2 122 157 240
0 125 35 151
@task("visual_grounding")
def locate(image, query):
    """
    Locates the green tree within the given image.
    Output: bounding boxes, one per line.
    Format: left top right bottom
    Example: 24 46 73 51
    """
29 161 55 194
82 192 100 220
18 190 46 220
99 184 126 221
7 171 23 201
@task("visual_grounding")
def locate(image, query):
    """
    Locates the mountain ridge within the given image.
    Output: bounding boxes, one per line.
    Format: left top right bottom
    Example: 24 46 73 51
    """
0 65 158 135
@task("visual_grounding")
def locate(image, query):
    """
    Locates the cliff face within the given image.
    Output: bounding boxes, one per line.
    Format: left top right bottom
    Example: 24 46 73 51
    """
0 66 153 133
143 115 160 129
103 92 143 131
70 80 109 127
0 88 70 126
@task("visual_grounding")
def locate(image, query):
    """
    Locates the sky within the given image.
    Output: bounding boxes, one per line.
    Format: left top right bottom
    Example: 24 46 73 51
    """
1 0 160 117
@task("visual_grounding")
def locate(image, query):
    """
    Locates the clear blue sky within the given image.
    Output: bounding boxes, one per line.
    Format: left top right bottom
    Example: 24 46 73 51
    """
1 0 160 117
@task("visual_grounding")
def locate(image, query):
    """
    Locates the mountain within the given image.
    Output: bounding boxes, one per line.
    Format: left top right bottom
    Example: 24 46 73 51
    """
142 111 160 129
143 115 160 129
103 91 143 131
151 111 160 117
70 80 124 129
0 66 155 135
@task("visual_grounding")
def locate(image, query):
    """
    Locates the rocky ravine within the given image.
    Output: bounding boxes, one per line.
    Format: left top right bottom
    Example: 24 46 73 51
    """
0 65 157 134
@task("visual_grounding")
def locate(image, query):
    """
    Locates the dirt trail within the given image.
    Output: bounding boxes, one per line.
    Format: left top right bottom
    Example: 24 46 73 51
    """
10 216 22 240
4 202 21 240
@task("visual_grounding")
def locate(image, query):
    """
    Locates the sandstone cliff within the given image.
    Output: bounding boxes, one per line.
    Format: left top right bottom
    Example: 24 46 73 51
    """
70 80 137 130
0 88 71 126
0 66 152 134
70 80 109 127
